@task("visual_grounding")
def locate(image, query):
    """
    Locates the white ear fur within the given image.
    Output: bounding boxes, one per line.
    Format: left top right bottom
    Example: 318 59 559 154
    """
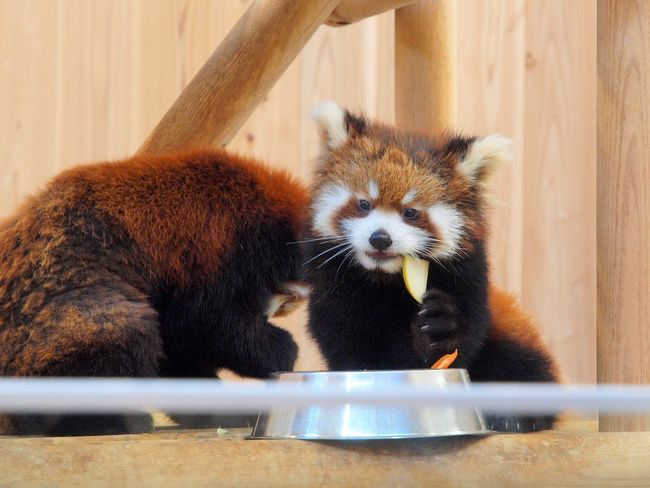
458 134 513 182
311 101 349 150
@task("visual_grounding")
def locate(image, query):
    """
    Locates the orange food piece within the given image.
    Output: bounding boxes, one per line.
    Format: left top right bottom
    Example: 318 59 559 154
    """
431 349 459 369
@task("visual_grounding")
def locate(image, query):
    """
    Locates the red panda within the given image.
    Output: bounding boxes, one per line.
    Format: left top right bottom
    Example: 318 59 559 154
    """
305 102 561 432
0 149 309 435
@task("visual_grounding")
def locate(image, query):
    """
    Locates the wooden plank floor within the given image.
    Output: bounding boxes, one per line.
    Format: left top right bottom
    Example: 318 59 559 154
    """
1 421 649 487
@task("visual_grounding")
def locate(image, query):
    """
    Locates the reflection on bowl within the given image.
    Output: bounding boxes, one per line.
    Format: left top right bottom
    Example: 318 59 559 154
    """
251 369 492 440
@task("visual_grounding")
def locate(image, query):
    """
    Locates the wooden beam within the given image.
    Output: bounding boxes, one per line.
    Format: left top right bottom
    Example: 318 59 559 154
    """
395 0 457 135
137 0 340 155
325 0 417 26
2 427 650 486
597 0 650 431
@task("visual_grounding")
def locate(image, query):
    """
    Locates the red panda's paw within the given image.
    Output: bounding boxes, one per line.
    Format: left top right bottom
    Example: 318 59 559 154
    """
225 323 298 378
265 282 311 318
411 289 459 367
259 324 299 376
486 414 556 433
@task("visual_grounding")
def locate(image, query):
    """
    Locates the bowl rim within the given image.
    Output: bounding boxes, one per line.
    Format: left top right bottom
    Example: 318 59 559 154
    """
272 368 469 376
248 429 495 440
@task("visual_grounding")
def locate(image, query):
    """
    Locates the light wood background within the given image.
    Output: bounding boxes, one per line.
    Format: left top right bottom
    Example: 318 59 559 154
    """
0 0 596 383
597 0 650 430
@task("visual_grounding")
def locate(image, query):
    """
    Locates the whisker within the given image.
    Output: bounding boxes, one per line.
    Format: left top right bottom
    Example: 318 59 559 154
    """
412 250 429 260
317 245 354 269
432 255 450 273
303 242 350 266
343 252 357 277
327 254 354 295
287 235 344 245
334 249 356 282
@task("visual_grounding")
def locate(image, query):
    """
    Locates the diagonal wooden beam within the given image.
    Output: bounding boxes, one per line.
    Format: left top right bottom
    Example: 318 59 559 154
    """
138 0 340 155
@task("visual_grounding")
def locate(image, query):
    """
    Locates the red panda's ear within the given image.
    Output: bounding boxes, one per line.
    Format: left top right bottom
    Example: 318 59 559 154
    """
311 101 366 153
457 135 513 184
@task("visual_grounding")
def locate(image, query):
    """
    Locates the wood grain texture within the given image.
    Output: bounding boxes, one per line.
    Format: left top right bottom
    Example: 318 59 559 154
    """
456 1 596 384
395 0 457 135
325 0 415 26
0 0 248 204
456 0 525 297
1 428 650 487
138 0 340 154
597 0 650 431
522 0 597 384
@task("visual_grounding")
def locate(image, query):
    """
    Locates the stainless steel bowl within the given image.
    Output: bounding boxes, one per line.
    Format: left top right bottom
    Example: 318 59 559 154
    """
250 369 491 440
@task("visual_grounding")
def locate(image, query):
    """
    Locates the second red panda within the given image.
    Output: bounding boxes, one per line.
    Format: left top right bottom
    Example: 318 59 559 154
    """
305 102 561 432
0 150 308 435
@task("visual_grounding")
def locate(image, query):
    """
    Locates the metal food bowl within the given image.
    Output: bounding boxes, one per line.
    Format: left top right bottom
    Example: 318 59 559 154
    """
250 369 492 440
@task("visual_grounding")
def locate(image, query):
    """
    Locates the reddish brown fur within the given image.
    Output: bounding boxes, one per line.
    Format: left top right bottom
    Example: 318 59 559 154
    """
50 150 308 287
0 149 308 434
488 287 562 381
313 125 486 253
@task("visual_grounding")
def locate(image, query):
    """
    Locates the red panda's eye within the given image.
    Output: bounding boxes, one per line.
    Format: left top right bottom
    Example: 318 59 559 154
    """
358 200 371 212
403 208 419 220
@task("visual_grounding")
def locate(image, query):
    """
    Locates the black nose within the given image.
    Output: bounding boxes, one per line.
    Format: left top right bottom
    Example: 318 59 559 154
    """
369 229 392 251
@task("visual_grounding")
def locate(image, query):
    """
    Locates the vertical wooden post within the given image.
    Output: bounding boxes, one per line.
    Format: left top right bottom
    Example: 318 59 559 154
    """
394 0 457 134
597 0 650 431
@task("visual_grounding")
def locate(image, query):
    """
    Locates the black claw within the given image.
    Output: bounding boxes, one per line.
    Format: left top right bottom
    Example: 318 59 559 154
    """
425 341 457 355
421 328 455 343
485 415 555 432
411 288 460 367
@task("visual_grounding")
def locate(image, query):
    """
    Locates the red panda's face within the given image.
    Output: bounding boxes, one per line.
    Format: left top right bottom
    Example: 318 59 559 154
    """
310 102 512 274
312 147 466 273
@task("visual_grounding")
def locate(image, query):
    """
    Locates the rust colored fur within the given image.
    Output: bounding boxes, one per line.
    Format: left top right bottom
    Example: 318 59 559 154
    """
0 149 308 435
487 288 563 383
313 128 488 251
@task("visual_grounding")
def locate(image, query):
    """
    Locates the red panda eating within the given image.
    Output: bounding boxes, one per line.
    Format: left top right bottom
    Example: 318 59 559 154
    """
305 102 561 432
0 150 308 435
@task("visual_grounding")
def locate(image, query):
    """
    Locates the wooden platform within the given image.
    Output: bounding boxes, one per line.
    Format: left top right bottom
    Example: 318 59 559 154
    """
1 422 649 487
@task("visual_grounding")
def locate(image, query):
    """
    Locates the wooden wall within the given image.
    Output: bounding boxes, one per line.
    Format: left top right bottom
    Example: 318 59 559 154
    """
0 0 596 382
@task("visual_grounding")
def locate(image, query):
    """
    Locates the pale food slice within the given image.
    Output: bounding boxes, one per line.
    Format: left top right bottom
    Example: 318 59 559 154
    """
402 256 429 303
